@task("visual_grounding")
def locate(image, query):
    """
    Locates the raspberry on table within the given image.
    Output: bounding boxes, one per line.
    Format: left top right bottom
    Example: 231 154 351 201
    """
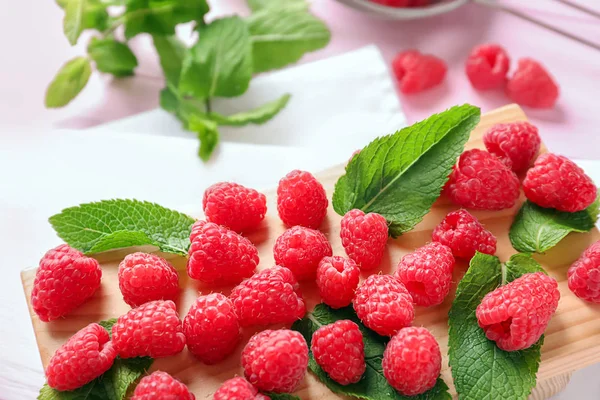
445 149 520 210
391 50 447 94
187 220 259 285
483 121 541 172
118 252 179 308
476 272 560 351
112 300 186 358
183 293 241 364
31 244 102 322
277 170 328 229
311 320 366 385
353 274 414 336
382 327 441 396
203 182 267 233
273 226 332 280
230 266 306 327
214 377 263 400
465 44 510 90
506 58 559 108
316 256 360 309
341 209 388 270
131 371 195 400
523 153 597 212
394 242 455 307
242 329 309 393
432 209 496 260
568 240 600 303
46 323 117 391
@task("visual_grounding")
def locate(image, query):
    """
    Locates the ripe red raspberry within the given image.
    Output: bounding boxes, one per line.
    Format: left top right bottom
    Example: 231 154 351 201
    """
242 329 309 393
273 226 332 280
311 320 366 385
483 121 541 172
187 220 259 285
112 300 185 358
506 58 559 108
476 272 560 351
432 209 496 260
382 327 441 396
46 323 116 391
465 44 510 90
391 50 447 94
394 242 455 307
523 153 597 212
277 170 328 229
203 182 267 233
316 256 360 309
353 274 414 336
230 266 306 327
214 377 263 400
31 244 102 322
445 149 520 210
131 371 195 400
568 240 600 303
340 209 388 270
118 252 179 308
183 293 241 364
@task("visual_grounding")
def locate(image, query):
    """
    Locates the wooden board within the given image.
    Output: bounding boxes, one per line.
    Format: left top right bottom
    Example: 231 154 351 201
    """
21 104 600 399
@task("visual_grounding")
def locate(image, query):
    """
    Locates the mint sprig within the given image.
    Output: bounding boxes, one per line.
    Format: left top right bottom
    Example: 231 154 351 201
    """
448 252 545 400
292 304 450 400
333 104 480 237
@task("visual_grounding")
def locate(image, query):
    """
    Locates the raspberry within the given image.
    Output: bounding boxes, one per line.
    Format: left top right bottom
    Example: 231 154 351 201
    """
445 149 520 210
568 240 600 303
45 323 116 391
31 244 102 322
476 272 559 351
311 320 366 385
506 58 559 108
370 0 412 6
391 50 447 94
394 242 455 307
214 377 263 400
277 170 328 229
523 153 597 212
203 182 267 233
483 121 541 172
183 293 241 364
230 266 306 327
432 209 496 260
382 327 441 396
111 300 185 358
340 209 388 270
273 226 332 280
187 220 259 285
242 329 309 393
465 44 510 90
316 256 360 309
353 274 414 336
131 371 195 400
118 252 179 308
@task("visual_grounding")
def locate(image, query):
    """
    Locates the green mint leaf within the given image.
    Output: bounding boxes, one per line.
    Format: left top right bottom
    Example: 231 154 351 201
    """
64 0 85 45
45 57 92 108
49 199 195 255
102 357 153 400
247 0 307 11
160 87 181 115
179 16 252 99
265 394 301 400
153 35 187 87
98 318 117 338
448 252 545 400
510 195 600 253
38 382 106 400
292 304 450 400
188 115 220 161
247 5 330 73
57 0 109 32
332 104 480 237
87 37 138 77
209 94 291 126
124 0 209 39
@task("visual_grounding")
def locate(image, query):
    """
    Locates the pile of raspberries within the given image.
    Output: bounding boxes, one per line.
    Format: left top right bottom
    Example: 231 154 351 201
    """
31 119 597 398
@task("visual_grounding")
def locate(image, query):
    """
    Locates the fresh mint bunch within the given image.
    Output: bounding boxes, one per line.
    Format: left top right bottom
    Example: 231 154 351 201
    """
46 0 330 161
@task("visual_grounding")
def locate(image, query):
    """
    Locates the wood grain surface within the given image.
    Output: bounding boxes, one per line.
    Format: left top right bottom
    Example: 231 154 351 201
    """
21 104 600 399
